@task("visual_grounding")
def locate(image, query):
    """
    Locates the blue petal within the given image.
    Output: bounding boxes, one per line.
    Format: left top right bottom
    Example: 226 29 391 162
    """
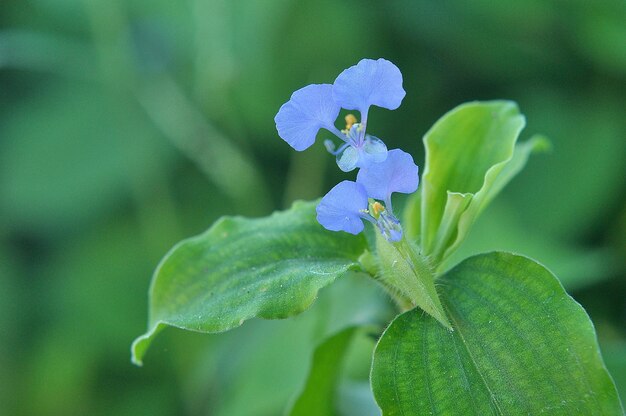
336 135 388 172
336 146 359 172
316 181 368 234
358 135 388 168
332 58 406 114
356 149 419 200
275 84 340 151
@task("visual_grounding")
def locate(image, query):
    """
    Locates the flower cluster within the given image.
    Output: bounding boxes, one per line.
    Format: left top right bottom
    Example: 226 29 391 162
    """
275 58 418 242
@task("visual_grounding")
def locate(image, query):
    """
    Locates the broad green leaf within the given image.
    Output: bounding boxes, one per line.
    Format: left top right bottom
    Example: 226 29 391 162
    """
190 273 393 416
419 101 524 254
438 135 548 265
371 252 623 415
289 325 382 416
337 329 381 416
131 200 367 365
416 101 545 265
288 327 358 416
375 233 450 329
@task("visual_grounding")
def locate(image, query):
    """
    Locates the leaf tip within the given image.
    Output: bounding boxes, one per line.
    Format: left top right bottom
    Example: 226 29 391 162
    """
434 312 453 331
130 323 165 367
528 134 552 153
130 335 147 367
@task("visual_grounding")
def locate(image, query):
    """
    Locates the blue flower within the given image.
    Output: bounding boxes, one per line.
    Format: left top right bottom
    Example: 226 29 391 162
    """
356 149 419 212
275 58 405 171
315 181 369 235
274 84 341 151
329 122 388 172
316 179 404 242
277 59 415 242
333 58 406 126
316 150 418 242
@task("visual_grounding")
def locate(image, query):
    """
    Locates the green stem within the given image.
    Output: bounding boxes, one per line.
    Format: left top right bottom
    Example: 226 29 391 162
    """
393 239 437 312
374 232 451 328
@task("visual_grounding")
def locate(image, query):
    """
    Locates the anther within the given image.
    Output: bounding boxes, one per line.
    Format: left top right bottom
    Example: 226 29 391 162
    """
372 201 385 217
345 114 357 130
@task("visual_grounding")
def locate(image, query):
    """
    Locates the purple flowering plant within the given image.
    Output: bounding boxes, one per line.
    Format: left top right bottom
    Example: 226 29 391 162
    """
132 59 623 414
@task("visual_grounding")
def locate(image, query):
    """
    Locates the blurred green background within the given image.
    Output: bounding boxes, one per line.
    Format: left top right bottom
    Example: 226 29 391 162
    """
1 0 625 414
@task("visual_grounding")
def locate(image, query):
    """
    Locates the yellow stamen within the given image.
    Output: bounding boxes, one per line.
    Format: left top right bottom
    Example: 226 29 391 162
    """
372 201 385 217
345 114 357 130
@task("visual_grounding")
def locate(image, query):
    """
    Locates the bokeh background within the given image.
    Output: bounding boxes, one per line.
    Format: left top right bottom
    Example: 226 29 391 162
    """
1 0 625 414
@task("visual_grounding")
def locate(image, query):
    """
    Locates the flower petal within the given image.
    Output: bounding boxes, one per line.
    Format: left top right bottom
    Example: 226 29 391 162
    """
359 135 388 167
316 181 368 234
356 149 419 200
275 84 340 151
332 58 406 114
336 146 359 172
336 135 388 172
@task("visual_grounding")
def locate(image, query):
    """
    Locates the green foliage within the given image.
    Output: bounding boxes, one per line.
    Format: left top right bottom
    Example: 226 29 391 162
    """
129 97 623 413
131 201 367 365
371 252 622 415
288 327 359 416
374 233 450 327
3 0 626 414
415 101 546 266
191 273 391 416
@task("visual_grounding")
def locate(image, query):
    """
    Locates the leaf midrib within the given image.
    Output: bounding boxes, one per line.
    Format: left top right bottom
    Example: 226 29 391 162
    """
464 255 601 412
154 258 356 324
443 299 505 415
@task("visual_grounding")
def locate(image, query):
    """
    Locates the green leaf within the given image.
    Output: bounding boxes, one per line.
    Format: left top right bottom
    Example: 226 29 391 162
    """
288 327 359 416
131 200 367 365
288 325 383 416
193 273 393 416
437 135 548 266
337 329 381 416
415 101 545 265
375 233 450 329
371 252 623 415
